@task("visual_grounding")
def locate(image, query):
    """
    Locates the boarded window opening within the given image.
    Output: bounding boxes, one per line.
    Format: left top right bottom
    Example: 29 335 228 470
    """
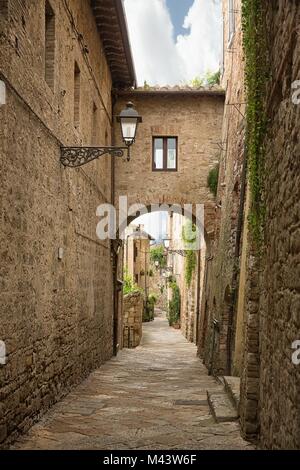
74 62 81 129
0 0 8 19
45 1 55 90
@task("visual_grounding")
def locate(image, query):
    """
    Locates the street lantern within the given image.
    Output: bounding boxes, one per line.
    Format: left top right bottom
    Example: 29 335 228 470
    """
117 102 142 148
163 238 171 249
60 101 142 167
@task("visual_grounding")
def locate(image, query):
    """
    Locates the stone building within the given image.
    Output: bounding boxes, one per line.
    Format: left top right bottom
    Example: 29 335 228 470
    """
166 212 206 343
124 224 153 291
0 0 135 446
240 0 300 449
114 87 225 238
198 0 300 450
1 0 299 452
199 0 246 376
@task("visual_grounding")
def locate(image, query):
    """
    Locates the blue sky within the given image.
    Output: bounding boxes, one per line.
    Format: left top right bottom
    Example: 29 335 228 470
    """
124 0 222 86
166 0 194 38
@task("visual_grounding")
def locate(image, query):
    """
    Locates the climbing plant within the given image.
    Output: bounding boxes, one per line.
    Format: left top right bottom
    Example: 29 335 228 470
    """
242 0 268 244
182 221 197 288
150 246 166 268
207 164 219 197
167 280 181 326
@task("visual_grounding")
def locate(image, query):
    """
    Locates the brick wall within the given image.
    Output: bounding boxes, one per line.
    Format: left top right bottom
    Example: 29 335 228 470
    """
0 0 114 446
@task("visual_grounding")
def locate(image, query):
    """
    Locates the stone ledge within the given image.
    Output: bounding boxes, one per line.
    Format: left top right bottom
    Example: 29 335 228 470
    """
223 376 240 411
207 391 239 423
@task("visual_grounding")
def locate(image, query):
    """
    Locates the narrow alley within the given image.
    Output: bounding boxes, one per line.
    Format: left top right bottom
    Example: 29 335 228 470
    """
1 0 299 455
12 315 252 451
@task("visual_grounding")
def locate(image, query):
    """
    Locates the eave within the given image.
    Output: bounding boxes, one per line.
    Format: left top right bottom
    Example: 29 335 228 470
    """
91 0 136 89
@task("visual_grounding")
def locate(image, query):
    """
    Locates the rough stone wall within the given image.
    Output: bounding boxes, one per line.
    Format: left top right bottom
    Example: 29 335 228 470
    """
199 0 246 375
114 92 224 237
122 292 143 348
0 0 114 447
147 263 167 311
241 0 300 449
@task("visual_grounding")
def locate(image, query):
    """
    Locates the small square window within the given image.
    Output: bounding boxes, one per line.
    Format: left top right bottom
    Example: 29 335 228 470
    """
153 137 178 171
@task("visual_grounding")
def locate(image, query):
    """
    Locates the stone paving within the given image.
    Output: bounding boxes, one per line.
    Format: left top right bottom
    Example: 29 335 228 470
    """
12 316 253 450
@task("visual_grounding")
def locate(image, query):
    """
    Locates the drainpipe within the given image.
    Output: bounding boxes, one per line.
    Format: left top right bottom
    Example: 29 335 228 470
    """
111 92 118 356
195 249 201 344
226 141 248 375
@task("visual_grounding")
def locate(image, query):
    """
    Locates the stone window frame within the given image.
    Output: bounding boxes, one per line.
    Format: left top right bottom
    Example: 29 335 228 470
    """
152 136 178 172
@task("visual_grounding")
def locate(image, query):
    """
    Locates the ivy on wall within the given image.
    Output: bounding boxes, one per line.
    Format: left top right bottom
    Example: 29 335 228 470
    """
182 221 197 288
242 0 268 244
207 164 219 197
168 280 181 326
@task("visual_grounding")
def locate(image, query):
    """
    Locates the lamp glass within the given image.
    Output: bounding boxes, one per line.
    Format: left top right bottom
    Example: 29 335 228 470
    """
121 118 138 145
164 239 170 249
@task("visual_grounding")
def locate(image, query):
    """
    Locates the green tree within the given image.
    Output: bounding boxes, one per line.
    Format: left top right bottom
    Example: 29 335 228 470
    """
150 246 166 268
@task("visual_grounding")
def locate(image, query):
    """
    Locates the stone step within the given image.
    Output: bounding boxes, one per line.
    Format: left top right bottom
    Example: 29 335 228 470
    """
207 391 239 423
223 376 240 412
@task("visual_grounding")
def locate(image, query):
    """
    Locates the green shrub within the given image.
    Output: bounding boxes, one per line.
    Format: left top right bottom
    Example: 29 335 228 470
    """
205 70 221 86
150 246 166 268
167 281 181 326
143 293 157 322
123 269 142 295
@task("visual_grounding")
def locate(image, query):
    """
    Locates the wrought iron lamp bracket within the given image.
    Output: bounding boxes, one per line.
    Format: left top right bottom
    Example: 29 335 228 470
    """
60 145 130 168
168 249 188 258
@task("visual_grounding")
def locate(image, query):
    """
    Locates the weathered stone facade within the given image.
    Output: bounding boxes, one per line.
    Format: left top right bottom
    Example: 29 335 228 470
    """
199 0 246 375
114 89 225 238
241 0 300 449
0 0 133 447
199 0 300 450
122 292 143 349
124 224 152 291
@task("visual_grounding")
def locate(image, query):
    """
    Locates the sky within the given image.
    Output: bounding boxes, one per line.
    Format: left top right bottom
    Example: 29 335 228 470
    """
135 211 168 242
123 0 222 86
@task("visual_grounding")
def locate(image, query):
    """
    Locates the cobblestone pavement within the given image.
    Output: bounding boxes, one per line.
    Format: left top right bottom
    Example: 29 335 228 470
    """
13 316 254 450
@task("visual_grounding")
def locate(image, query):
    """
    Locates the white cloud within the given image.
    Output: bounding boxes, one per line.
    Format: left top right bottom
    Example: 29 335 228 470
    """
176 0 222 81
124 0 222 86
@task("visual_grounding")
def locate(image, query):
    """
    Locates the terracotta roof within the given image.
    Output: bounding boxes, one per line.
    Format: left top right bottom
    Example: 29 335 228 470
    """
117 84 225 97
91 0 136 88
